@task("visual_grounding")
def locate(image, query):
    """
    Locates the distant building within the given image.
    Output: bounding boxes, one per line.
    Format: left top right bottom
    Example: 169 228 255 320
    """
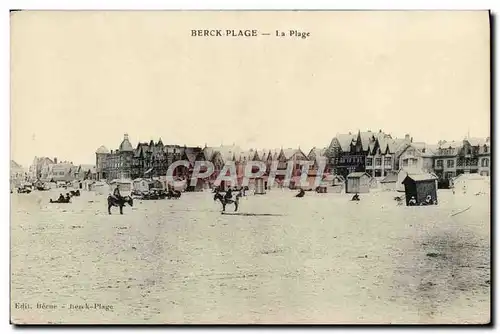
366 133 410 178
76 164 96 180
29 156 54 180
398 142 437 173
10 160 27 188
96 134 203 182
95 134 134 181
433 137 490 180
46 161 75 182
327 130 410 178
473 137 491 177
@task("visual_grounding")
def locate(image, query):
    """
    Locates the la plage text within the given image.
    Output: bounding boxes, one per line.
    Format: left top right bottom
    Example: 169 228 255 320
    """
191 29 311 39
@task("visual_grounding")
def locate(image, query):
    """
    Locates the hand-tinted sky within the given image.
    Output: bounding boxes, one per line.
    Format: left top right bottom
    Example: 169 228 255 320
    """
11 11 490 167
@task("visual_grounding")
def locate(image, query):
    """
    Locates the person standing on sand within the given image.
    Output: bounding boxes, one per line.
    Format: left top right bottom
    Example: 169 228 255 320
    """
224 188 233 201
113 185 121 200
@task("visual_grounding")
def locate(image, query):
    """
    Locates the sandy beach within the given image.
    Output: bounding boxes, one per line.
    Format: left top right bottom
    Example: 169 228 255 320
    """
10 187 490 324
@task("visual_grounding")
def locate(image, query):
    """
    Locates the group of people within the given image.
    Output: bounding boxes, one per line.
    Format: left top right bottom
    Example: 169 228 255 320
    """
408 194 436 206
57 193 71 202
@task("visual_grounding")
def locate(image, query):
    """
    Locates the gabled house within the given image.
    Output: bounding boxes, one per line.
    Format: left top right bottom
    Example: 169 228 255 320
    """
433 137 489 180
329 130 374 178
366 134 411 178
29 156 54 180
10 160 27 188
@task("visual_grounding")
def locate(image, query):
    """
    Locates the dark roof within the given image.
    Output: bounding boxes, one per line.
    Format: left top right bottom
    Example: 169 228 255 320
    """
403 173 438 182
380 174 398 183
336 134 356 151
347 172 370 178
11 160 22 169
119 134 134 152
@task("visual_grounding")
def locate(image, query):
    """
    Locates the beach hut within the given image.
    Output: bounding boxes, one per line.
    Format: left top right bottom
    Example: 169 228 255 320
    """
328 175 345 193
346 172 370 193
133 178 149 193
397 168 424 192
109 179 133 196
369 177 379 189
380 173 398 191
89 181 107 194
255 177 266 195
452 173 490 195
402 173 438 206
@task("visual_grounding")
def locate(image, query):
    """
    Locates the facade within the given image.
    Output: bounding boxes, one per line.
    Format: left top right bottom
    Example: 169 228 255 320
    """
97 135 206 183
474 138 491 176
95 134 135 181
46 162 75 182
29 156 54 180
433 137 490 180
92 133 491 186
366 133 410 178
326 130 409 178
10 160 27 188
398 142 436 173
75 164 96 180
326 132 360 177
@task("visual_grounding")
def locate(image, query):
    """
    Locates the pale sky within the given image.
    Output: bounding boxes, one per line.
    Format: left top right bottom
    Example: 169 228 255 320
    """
11 11 490 167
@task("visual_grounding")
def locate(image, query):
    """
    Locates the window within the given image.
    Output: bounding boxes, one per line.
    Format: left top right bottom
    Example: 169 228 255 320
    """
482 158 489 167
403 159 408 167
366 158 373 166
484 146 489 153
375 158 382 166
447 160 454 168
446 171 454 179
384 157 392 166
436 160 443 168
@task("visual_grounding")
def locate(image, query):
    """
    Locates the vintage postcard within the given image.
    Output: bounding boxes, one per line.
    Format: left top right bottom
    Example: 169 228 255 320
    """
10 10 490 324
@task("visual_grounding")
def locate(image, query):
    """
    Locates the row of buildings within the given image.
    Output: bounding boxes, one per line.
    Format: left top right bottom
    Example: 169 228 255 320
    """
93 131 491 188
27 157 96 183
325 130 491 179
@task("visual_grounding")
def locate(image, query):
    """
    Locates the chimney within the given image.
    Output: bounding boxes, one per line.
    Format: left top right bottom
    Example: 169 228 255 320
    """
54 157 58 164
411 137 413 143
405 134 410 141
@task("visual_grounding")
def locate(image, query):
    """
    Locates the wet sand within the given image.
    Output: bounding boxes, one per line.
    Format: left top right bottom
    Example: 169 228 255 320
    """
11 188 490 324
